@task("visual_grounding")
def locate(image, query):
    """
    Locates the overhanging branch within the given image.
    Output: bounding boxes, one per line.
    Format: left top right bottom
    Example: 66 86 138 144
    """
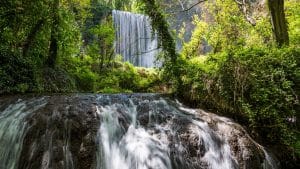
235 0 256 26
182 0 208 12
170 0 208 14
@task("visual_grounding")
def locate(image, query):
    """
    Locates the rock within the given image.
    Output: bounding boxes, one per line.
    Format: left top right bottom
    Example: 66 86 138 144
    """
0 94 279 169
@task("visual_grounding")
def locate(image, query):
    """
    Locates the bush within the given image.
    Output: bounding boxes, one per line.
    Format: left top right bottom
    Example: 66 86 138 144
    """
73 66 98 92
178 46 300 146
43 67 76 93
60 56 164 93
220 47 299 145
0 48 38 94
96 62 163 93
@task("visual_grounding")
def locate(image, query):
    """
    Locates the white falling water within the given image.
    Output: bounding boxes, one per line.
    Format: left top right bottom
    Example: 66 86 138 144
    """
41 108 75 169
0 98 46 169
261 148 279 169
190 119 238 169
179 106 279 169
0 94 280 169
95 97 239 169
112 10 160 68
96 101 172 169
63 119 75 169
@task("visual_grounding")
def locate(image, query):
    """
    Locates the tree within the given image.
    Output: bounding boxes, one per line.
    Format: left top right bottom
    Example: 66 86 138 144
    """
234 0 289 46
46 0 60 68
22 19 45 57
88 19 115 71
268 0 289 46
182 0 290 47
140 0 177 64
140 0 183 91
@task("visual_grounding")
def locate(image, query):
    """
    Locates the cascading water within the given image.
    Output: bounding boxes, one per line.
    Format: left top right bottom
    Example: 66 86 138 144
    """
0 94 279 169
95 95 238 169
0 98 46 169
63 119 75 169
112 10 160 68
96 99 172 169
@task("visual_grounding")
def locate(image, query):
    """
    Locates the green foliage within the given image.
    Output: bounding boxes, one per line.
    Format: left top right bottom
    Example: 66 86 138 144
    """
0 0 87 93
181 0 273 57
177 0 298 149
181 16 208 58
98 0 133 10
179 46 299 146
96 62 163 93
87 18 115 71
222 47 299 144
140 0 182 92
0 48 38 94
286 0 300 46
57 4 82 61
177 0 300 148
73 66 98 92
60 53 163 93
294 132 300 157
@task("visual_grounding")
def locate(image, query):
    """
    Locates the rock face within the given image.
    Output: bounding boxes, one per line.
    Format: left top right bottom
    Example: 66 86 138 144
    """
17 95 100 169
0 94 279 169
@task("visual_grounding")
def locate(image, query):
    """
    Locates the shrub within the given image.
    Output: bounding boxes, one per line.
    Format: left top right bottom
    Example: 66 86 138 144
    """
220 47 299 145
96 62 163 93
178 46 300 146
0 48 38 94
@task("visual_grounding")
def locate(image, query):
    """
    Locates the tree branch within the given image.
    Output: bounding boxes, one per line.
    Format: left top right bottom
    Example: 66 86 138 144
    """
170 0 208 14
235 0 256 26
182 0 208 12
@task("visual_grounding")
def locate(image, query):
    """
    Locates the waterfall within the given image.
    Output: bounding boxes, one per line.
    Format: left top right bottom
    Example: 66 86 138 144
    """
0 94 280 169
0 98 46 169
95 95 239 169
96 99 172 169
262 148 279 169
112 10 160 68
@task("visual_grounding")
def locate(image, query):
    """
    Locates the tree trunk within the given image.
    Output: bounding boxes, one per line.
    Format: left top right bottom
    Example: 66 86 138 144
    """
268 0 289 47
23 19 44 57
46 0 59 68
99 37 105 71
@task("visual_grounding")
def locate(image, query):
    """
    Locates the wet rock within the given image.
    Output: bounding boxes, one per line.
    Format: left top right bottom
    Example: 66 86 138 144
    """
193 110 268 169
0 94 279 169
15 95 99 169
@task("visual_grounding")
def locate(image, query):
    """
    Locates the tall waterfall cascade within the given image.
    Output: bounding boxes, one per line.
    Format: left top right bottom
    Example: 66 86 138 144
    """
0 94 279 169
112 10 160 68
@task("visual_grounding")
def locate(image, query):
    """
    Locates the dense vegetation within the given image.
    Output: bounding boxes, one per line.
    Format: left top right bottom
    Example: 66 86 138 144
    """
177 0 300 144
0 0 163 94
0 0 299 168
141 0 299 167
